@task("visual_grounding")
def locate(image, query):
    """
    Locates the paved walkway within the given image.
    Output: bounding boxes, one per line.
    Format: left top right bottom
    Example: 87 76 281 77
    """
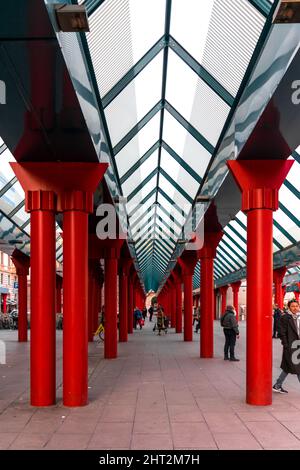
1 320 300 450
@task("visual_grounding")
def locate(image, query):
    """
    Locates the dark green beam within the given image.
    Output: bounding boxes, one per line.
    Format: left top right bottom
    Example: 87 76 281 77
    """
120 141 160 185
113 101 163 155
169 35 234 106
161 141 202 184
102 37 167 108
164 101 214 154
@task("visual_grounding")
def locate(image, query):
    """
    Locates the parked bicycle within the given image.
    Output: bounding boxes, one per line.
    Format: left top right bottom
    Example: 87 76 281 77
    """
94 322 104 342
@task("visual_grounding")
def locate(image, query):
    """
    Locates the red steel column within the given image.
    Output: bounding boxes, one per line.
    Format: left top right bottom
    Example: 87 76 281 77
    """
56 275 63 314
179 252 197 342
220 285 228 315
2 293 7 314
171 284 176 328
228 159 293 406
30 191 56 406
128 278 133 334
183 274 193 341
11 250 30 343
199 232 223 358
119 259 132 342
231 281 242 321
63 194 90 406
175 280 182 333
273 267 286 309
105 253 118 358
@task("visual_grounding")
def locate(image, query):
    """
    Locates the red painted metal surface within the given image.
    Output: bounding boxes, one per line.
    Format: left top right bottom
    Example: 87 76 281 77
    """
228 159 293 406
273 267 287 309
199 232 223 358
30 208 56 406
63 210 89 406
105 256 118 359
231 281 242 321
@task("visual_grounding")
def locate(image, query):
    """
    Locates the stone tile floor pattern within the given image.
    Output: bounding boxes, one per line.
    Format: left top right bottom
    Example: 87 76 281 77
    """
1 321 300 449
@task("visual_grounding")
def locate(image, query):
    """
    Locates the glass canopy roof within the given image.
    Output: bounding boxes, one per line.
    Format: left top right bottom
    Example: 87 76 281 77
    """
2 0 298 294
79 0 284 291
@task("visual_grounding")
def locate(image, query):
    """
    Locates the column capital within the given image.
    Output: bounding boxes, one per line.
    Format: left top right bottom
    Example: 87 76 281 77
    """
273 266 287 283
219 285 229 294
60 190 94 213
198 231 223 259
11 162 108 213
178 251 198 276
231 280 242 293
26 190 56 212
227 160 293 212
11 249 30 276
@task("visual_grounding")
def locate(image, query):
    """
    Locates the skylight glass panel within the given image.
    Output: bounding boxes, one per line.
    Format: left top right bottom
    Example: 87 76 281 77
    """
126 173 157 211
0 147 16 190
0 181 24 214
160 147 199 198
157 192 186 225
158 174 191 215
166 49 230 146
105 52 163 147
171 0 265 97
87 0 165 96
115 112 160 178
121 149 159 197
162 111 212 178
130 194 156 226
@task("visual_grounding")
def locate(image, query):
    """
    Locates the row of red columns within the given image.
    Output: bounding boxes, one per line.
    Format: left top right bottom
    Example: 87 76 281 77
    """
158 159 293 406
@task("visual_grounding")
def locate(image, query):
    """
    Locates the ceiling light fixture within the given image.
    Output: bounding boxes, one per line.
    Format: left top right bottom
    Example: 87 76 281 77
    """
54 4 90 32
273 0 300 23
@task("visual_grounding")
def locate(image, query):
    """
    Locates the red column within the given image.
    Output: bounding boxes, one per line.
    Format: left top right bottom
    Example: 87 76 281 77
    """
171 284 176 328
29 192 56 406
273 267 286 309
228 159 293 406
214 289 217 320
175 280 182 333
220 285 228 315
105 252 118 358
11 250 30 343
231 281 242 321
128 278 133 334
119 258 132 342
2 293 7 314
179 252 197 342
63 196 90 406
11 162 108 407
199 232 223 358
56 275 62 314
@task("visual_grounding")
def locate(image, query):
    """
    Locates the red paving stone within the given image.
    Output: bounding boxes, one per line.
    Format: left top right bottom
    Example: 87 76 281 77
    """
1 321 300 449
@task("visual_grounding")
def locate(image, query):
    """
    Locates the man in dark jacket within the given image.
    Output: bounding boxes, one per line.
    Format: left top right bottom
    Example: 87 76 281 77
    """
220 305 240 361
273 299 300 393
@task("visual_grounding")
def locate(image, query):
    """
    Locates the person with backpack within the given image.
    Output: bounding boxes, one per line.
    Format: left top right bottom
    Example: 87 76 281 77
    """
220 305 240 361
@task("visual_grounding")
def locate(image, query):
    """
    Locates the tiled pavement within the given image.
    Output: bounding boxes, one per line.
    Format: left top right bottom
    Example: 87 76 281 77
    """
1 321 300 450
